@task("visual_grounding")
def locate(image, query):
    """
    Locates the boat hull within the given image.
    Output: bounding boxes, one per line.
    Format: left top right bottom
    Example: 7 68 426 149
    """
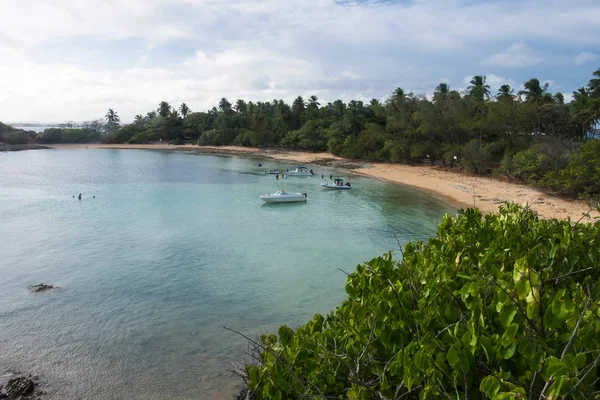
321 183 351 189
260 191 307 203
286 172 313 177
261 197 306 203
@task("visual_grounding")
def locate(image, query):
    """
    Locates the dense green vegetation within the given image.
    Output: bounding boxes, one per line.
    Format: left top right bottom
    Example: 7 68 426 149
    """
238 204 600 399
3 67 598 197
98 67 599 197
0 122 37 145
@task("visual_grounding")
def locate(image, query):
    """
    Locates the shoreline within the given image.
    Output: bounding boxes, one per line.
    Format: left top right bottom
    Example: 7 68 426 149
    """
49 143 598 221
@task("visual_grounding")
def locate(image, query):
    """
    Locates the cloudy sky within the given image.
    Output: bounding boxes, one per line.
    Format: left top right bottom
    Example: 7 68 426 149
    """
1 0 600 123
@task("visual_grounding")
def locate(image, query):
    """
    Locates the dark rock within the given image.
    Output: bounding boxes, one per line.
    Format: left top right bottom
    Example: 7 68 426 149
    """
28 284 57 293
235 388 255 400
4 375 35 398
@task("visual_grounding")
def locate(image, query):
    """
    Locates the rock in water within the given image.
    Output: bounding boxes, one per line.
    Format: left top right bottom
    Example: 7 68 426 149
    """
28 283 57 293
2 375 35 398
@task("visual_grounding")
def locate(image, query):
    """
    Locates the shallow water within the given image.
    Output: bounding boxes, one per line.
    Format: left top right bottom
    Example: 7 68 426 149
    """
0 149 454 399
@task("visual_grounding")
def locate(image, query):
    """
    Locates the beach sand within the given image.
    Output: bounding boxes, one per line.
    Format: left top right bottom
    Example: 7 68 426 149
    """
50 143 598 221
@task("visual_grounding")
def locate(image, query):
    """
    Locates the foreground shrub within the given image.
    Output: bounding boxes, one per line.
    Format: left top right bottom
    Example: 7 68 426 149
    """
242 204 600 399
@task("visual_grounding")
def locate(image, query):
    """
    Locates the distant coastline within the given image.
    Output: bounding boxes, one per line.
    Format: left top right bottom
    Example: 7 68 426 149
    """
48 143 599 221
0 143 50 152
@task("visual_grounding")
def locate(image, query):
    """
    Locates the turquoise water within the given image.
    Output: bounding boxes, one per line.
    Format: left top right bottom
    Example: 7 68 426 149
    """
0 149 454 399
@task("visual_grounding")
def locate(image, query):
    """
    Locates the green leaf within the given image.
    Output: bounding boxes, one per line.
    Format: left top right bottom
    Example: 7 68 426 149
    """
500 323 519 347
480 376 501 397
502 343 517 359
447 346 460 367
499 304 517 327
278 325 295 346
574 353 586 369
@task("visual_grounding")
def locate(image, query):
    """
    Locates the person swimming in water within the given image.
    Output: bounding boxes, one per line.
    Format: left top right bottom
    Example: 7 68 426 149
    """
78 194 82 200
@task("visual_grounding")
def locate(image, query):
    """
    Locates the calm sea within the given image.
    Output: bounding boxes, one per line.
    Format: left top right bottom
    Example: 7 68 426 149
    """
0 149 454 399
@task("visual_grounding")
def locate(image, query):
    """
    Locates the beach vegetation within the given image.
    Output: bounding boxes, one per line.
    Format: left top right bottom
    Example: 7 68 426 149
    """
235 204 600 399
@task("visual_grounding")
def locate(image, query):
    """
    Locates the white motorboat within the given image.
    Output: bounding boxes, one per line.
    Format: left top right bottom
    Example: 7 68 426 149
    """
321 178 351 190
260 190 307 203
265 169 280 175
285 166 314 177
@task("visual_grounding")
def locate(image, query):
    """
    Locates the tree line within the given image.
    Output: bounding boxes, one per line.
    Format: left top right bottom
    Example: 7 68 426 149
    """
17 67 600 197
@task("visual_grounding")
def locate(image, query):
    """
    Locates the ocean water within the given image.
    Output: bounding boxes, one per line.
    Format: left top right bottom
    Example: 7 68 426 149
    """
0 149 454 399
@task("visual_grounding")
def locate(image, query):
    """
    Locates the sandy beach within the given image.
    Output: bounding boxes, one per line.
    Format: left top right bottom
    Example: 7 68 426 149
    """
50 143 598 221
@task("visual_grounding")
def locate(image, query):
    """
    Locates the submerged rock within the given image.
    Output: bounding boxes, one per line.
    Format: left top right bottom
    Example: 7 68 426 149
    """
28 283 57 293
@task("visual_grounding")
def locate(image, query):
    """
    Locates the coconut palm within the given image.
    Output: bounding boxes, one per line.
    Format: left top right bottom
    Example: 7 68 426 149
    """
158 101 171 117
179 103 191 118
571 86 599 126
134 114 144 125
433 83 451 103
391 87 405 101
218 98 232 113
496 85 515 100
105 108 120 124
435 83 450 96
467 76 491 101
234 99 247 115
589 67 600 97
308 95 320 110
571 86 599 137
518 78 549 103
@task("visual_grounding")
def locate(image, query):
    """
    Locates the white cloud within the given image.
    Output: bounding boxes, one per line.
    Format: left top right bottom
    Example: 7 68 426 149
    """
574 52 598 65
480 43 543 68
1 0 600 122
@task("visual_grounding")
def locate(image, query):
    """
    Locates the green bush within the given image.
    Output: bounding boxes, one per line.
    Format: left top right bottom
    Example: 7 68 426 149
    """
243 204 600 399
543 140 600 198
511 148 551 181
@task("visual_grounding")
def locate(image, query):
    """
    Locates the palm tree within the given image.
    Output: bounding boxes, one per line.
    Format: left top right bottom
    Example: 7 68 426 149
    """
218 98 232 113
234 99 247 115
308 95 320 110
158 101 171 118
433 83 450 103
589 67 600 97
467 76 491 101
391 87 405 101
435 83 450 95
496 85 515 100
179 103 191 118
134 114 144 125
518 78 549 103
292 96 306 113
105 108 120 124
571 86 598 137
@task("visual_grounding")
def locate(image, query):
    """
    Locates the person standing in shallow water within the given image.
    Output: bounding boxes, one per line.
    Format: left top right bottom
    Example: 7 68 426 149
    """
78 194 82 200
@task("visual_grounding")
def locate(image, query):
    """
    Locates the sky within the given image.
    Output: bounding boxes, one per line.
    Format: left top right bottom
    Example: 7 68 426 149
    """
1 0 600 123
